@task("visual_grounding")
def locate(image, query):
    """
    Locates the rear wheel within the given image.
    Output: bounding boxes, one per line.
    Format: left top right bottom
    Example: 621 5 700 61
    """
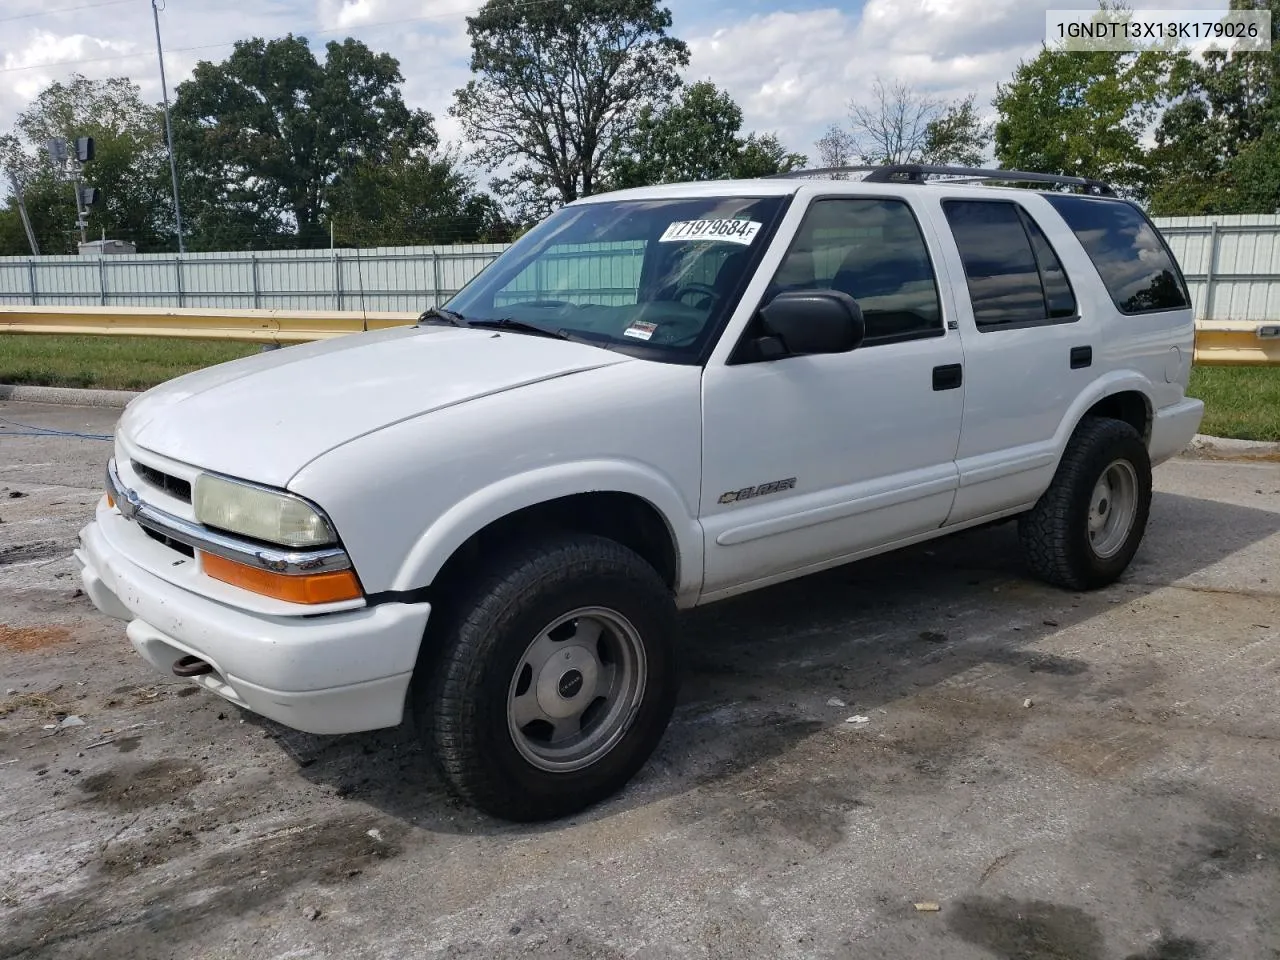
414 533 679 821
1018 416 1152 590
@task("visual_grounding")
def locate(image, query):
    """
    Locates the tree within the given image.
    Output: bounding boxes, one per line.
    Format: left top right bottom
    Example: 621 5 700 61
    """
921 94 991 166
992 4 1176 197
0 74 170 255
732 133 806 178
847 77 942 164
451 0 689 222
1148 0 1279 213
606 80 806 187
172 35 450 249
815 123 857 173
818 83 987 174
328 149 512 246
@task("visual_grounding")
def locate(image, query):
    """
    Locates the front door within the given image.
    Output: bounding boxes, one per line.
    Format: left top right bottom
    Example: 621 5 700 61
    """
699 195 966 598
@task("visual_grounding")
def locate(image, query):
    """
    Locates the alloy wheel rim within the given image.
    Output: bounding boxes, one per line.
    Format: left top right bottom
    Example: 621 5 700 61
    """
1088 459 1139 559
506 606 647 773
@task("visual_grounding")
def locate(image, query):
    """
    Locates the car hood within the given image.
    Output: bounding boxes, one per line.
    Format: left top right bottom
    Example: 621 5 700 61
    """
119 325 633 488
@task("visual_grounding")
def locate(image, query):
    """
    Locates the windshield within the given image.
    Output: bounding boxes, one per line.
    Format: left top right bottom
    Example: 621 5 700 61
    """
444 195 790 362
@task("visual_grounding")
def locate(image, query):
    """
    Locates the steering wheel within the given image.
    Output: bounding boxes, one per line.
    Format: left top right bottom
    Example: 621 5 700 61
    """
672 282 722 311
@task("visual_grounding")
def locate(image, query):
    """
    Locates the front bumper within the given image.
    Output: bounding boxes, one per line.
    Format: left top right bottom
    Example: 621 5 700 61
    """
74 503 432 735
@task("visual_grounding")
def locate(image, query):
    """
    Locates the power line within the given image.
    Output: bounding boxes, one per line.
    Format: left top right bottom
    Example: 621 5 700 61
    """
0 0 565 75
0 0 137 25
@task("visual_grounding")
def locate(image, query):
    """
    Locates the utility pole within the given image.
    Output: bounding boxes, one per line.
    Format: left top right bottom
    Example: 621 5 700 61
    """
152 0 185 253
6 171 40 256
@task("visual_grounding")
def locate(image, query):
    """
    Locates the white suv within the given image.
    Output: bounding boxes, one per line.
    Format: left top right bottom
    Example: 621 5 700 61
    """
75 165 1204 821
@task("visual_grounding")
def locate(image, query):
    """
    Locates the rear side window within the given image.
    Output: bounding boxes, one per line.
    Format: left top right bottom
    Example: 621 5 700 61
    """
1043 195 1190 314
942 200 1078 331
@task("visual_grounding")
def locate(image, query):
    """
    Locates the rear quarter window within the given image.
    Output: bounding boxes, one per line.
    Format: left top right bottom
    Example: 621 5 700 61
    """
1042 195 1190 315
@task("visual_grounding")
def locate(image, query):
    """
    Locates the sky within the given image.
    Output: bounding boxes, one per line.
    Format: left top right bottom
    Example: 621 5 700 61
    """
0 0 1233 169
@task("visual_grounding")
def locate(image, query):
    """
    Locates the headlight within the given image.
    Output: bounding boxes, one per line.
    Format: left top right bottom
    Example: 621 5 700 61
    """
193 474 336 548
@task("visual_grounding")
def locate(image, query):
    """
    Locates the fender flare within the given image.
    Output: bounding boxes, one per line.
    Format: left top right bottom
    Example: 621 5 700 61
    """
1052 370 1155 457
389 459 704 603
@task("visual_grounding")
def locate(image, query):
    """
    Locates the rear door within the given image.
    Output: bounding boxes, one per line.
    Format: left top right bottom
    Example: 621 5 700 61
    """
925 195 1094 525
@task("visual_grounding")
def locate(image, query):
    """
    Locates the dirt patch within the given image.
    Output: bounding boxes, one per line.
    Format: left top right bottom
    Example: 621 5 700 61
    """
97 823 202 878
947 895 1104 960
79 759 205 811
672 768 865 853
0 687 75 719
0 540 67 566
1044 727 1164 780
203 813 408 885
4 813 411 959
1124 938 1207 960
1171 795 1280 898
1184 449 1280 464
0 623 72 652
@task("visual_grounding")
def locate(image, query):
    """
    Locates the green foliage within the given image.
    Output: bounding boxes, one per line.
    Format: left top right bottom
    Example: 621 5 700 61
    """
993 41 1174 196
733 133 806 178
1188 366 1280 442
607 80 805 187
922 94 991 167
328 151 515 246
0 334 256 391
451 0 689 222
0 75 171 255
1148 0 1280 214
171 34 490 249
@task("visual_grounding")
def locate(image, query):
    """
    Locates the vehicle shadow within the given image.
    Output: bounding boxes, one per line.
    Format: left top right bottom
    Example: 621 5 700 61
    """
267 488 1280 836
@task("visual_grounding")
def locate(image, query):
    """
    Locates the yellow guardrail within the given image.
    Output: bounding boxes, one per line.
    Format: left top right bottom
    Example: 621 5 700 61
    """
1192 321 1280 366
0 305 419 343
1 305 1278 364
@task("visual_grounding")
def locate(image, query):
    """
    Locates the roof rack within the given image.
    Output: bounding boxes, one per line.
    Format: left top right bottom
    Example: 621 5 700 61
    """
766 163 1116 197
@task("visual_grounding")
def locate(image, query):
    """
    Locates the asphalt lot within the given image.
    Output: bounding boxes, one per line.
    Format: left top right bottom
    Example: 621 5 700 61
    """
1 398 1278 960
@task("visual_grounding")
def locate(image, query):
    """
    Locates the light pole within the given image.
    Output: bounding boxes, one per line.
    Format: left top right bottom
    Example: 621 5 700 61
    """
152 0 185 253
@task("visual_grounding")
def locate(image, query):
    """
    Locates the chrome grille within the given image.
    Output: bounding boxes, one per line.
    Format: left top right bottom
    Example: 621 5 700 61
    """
131 460 192 503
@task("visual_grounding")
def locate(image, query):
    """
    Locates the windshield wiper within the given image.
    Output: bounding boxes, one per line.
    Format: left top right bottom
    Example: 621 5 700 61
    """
465 317 572 341
417 306 468 327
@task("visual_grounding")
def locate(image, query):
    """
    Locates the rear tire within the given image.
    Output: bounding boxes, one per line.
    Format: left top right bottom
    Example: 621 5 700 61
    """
413 533 679 822
1018 416 1152 591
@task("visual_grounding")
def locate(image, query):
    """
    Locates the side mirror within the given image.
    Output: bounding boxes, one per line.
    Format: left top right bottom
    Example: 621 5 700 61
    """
758 289 865 356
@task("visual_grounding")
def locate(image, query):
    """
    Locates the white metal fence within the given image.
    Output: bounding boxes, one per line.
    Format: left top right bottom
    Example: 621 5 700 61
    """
0 244 508 312
1155 214 1280 322
1 215 1277 320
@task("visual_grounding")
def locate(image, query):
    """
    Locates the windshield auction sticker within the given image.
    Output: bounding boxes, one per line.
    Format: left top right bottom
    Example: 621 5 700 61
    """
623 321 658 341
659 219 763 245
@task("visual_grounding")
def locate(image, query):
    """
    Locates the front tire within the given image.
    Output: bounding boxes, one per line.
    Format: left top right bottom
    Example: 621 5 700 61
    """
1018 416 1152 591
414 533 679 822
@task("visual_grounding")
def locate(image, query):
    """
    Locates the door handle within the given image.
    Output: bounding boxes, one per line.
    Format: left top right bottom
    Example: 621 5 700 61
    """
932 363 963 391
1070 345 1092 369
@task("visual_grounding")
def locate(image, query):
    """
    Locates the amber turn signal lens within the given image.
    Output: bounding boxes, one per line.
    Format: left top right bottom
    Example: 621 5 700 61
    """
200 552 362 604
105 492 115 508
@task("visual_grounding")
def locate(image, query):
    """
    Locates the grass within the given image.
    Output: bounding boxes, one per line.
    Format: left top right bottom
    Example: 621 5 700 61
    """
1 334 1277 442
0 335 257 391
1188 366 1280 442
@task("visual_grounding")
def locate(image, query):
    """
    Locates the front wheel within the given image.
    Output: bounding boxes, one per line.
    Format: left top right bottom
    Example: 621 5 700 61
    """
414 533 679 821
1018 416 1153 591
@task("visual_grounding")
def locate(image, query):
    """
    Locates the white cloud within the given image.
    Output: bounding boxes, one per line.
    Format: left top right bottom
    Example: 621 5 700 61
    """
681 0 1235 159
0 0 474 149
0 0 1238 197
